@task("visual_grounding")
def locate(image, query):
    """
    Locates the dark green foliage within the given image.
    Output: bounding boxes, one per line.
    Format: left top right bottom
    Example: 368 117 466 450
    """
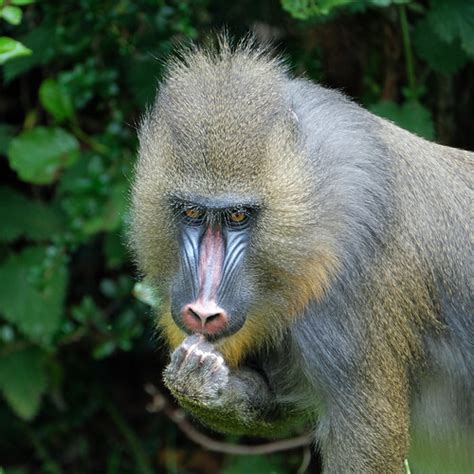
0 0 472 472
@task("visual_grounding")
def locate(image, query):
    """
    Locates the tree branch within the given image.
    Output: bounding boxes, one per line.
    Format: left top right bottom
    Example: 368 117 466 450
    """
144 383 313 455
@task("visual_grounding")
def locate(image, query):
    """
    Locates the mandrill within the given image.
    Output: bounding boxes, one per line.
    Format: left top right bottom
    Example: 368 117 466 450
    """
129 39 473 473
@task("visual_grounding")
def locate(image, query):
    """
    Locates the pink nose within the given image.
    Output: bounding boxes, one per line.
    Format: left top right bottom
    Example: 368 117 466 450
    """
181 301 228 334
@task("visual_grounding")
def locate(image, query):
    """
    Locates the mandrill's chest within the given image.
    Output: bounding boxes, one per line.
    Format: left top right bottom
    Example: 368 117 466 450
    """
260 340 324 416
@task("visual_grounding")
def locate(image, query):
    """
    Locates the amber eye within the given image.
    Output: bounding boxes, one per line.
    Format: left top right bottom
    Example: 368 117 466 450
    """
183 207 204 224
229 211 247 223
226 209 251 230
184 208 201 219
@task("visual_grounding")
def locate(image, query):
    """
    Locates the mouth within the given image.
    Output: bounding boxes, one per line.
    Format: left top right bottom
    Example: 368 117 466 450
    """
183 324 231 342
197 332 222 343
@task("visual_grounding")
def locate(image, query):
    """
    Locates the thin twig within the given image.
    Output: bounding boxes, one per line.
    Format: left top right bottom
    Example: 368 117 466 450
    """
145 383 313 456
70 123 109 154
297 445 312 474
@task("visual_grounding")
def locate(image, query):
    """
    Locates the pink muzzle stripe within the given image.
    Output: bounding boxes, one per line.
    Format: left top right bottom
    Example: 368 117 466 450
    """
197 226 224 302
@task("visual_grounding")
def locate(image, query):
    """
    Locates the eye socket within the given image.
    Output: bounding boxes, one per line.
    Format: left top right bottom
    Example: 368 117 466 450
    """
229 211 247 223
184 208 202 219
226 208 250 228
182 207 204 224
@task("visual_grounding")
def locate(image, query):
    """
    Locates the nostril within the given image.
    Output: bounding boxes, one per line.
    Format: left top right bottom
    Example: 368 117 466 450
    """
188 307 202 322
206 313 221 323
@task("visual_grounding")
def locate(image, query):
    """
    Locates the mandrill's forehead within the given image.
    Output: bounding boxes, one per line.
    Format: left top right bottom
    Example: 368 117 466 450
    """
161 100 284 170
140 109 300 203
163 154 265 200
154 103 288 197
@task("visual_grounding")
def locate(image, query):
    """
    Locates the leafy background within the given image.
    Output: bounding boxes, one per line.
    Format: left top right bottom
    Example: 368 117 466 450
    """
0 0 473 473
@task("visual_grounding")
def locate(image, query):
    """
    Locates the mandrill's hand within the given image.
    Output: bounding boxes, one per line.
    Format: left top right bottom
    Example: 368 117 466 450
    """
163 334 230 407
162 334 285 436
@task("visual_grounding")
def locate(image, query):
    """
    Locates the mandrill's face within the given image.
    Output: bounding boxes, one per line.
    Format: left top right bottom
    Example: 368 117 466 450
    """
168 194 259 342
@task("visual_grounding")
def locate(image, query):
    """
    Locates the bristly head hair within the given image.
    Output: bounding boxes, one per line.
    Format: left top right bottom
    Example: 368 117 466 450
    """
163 31 286 82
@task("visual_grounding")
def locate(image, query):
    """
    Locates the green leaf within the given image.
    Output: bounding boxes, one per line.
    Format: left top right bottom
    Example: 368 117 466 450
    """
369 0 393 6
0 187 64 242
369 100 435 140
11 0 36 5
3 25 56 83
7 127 79 184
369 0 410 4
281 0 353 19
313 0 354 14
0 347 47 420
0 6 22 25
0 246 68 344
428 0 474 56
39 79 75 122
82 182 128 235
92 340 116 360
0 37 31 65
414 18 468 74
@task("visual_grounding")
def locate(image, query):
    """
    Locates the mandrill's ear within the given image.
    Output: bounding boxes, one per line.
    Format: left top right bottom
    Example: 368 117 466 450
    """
282 105 301 145
289 106 300 128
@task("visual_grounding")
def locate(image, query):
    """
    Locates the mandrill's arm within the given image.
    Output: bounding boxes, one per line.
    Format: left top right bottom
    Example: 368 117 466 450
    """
163 335 291 437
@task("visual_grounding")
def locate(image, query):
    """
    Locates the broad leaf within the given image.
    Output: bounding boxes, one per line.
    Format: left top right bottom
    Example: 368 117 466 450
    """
0 6 22 25
369 100 435 140
0 246 68 344
369 0 392 6
0 37 31 65
414 18 468 74
428 0 474 56
281 0 353 19
39 79 75 122
0 187 64 242
0 347 47 420
7 127 79 184
3 24 56 83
